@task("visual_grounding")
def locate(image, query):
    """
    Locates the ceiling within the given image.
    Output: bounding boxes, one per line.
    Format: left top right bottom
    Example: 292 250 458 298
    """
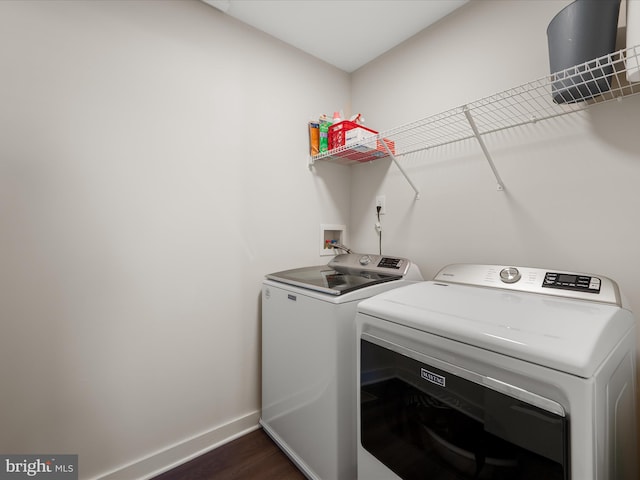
201 0 469 72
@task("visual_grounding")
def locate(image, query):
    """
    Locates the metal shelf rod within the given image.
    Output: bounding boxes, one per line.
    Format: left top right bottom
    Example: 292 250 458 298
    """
379 136 421 200
463 106 505 191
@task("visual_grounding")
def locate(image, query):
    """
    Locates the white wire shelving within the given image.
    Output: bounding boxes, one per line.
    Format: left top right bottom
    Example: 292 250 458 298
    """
308 45 640 198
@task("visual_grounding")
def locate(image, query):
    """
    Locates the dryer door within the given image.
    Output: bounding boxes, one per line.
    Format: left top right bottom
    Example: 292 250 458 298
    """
360 334 569 480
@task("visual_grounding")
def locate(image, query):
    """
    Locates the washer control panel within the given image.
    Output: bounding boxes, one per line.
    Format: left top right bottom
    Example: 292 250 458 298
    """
543 272 601 293
329 253 410 276
434 264 621 306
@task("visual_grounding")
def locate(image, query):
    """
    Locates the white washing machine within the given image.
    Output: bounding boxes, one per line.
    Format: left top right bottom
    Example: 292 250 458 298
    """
261 253 422 480
356 264 638 480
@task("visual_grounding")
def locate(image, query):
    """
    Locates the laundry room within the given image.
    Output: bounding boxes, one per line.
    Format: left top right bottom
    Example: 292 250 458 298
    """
1 0 639 479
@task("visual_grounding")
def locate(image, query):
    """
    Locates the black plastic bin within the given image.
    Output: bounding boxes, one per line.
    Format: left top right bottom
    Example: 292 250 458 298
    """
547 0 621 104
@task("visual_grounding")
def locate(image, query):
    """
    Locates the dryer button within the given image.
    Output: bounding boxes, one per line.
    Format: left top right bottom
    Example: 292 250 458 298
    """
500 267 521 283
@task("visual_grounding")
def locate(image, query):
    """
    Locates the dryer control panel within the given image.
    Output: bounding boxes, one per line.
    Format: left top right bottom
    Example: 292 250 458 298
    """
434 264 622 306
543 272 601 293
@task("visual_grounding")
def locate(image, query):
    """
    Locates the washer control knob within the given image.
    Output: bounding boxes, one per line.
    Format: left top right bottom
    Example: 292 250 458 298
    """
500 267 521 284
359 255 372 266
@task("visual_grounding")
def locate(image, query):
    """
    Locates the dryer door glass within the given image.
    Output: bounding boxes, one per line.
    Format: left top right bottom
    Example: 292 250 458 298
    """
360 338 568 480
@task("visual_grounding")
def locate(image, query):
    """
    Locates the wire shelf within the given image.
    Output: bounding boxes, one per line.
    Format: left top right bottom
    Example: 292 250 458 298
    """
311 45 640 167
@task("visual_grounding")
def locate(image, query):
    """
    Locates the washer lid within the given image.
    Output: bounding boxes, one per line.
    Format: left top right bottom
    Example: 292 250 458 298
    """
357 281 636 378
266 265 402 295
265 253 414 295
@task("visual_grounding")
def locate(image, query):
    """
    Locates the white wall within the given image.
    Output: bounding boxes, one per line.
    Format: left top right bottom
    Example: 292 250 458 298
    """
351 0 640 306
350 0 640 449
0 1 350 478
3 0 640 477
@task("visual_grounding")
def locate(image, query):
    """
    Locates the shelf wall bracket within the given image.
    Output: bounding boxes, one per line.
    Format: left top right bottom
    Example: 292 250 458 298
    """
379 138 421 200
463 106 505 191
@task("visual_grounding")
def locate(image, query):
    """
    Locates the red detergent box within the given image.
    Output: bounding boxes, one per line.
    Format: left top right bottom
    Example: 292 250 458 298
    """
328 121 395 161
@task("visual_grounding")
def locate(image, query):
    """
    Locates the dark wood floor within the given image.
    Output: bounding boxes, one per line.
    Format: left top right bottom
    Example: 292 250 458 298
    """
152 428 306 480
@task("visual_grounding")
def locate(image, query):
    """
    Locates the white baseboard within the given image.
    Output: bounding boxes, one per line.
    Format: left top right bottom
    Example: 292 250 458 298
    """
95 410 261 480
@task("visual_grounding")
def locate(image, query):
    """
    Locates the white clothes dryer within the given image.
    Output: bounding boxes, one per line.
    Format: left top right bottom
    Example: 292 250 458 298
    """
261 253 422 480
356 264 637 480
